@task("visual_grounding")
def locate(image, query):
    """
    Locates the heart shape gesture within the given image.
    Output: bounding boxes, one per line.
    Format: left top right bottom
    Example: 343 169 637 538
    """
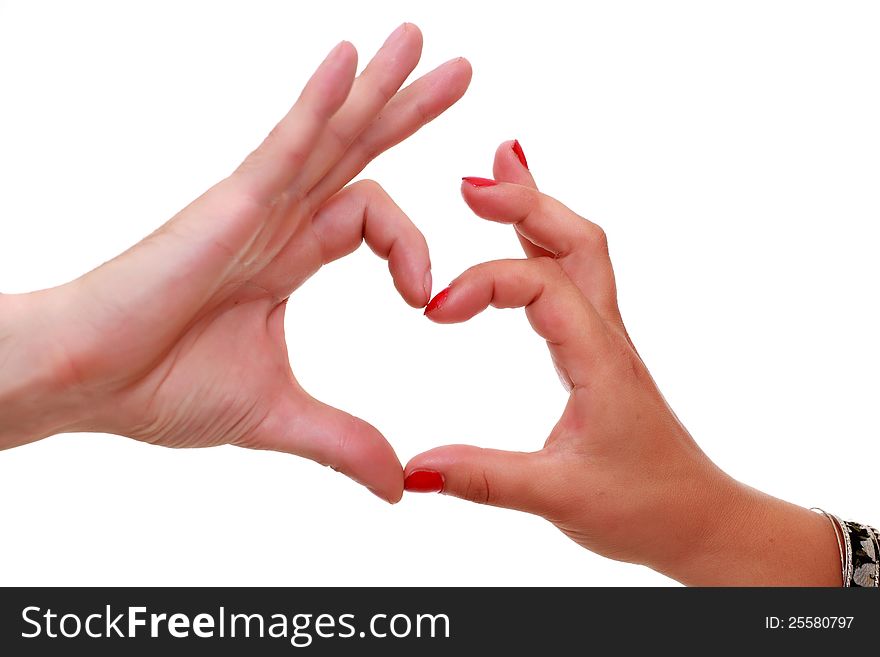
401 141 848 586
1 25 471 503
404 141 738 578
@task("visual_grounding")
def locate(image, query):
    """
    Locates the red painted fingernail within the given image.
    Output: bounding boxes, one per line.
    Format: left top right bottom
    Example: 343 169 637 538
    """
512 140 529 169
424 286 450 315
404 470 444 493
461 176 498 187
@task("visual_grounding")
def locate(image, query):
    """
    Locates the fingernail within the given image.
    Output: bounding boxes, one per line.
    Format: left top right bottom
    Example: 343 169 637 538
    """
386 22 408 43
323 42 342 62
422 270 433 306
404 470 444 493
323 41 352 68
512 140 529 169
366 486 395 505
424 286 450 315
461 176 498 187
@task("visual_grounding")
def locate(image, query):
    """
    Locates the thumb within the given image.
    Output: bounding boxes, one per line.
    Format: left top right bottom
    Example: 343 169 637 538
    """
404 445 559 517
253 395 404 504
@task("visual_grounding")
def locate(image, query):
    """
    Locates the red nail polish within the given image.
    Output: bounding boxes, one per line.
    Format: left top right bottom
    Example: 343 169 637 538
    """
512 140 529 169
404 470 444 493
461 176 498 187
424 286 450 315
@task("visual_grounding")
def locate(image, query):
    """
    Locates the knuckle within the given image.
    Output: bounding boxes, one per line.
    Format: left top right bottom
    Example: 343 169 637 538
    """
522 194 543 224
324 120 348 151
578 221 608 253
411 97 433 126
351 178 384 199
462 470 493 505
374 77 401 105
261 127 308 171
358 139 382 165
463 261 492 281
332 428 351 467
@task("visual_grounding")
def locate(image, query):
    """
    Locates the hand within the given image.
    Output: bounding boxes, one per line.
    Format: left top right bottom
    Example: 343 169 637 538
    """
0 24 471 503
405 141 841 584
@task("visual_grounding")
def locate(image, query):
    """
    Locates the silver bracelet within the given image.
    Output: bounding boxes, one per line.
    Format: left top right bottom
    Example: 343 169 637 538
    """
812 508 845 586
832 514 853 587
812 508 878 587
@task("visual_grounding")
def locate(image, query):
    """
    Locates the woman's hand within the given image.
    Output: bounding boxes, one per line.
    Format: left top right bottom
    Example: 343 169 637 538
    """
0 24 471 503
406 141 841 584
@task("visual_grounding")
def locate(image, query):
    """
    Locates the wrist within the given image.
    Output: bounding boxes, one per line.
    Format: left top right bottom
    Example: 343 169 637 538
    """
654 467 841 586
0 290 89 448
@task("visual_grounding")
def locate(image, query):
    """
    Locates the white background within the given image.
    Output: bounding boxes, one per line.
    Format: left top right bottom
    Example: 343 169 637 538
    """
0 1 877 586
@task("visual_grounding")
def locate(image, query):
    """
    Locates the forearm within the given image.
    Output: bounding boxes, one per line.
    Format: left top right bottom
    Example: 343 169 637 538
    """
658 473 841 586
0 291 83 449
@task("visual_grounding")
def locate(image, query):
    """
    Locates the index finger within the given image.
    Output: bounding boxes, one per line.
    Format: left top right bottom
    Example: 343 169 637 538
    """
425 257 609 387
234 41 358 202
459 181 620 321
